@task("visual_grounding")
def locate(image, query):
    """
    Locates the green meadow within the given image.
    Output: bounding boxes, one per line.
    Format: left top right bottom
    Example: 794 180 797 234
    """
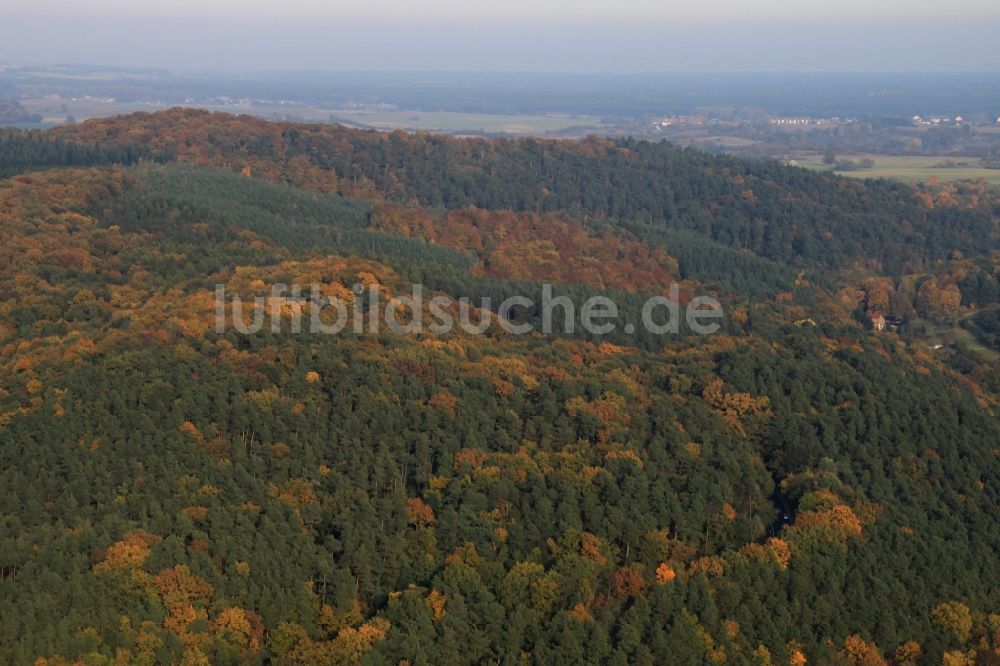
800 153 1000 186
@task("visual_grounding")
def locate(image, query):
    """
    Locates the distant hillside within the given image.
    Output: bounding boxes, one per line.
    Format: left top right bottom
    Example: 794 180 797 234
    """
50 108 998 273
0 98 40 124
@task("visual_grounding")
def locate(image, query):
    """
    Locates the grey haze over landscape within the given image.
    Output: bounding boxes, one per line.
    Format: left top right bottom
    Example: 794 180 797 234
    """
3 2 1000 72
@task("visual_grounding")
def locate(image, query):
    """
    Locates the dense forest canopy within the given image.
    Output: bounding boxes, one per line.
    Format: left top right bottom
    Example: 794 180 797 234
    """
49 108 1000 271
1 110 998 665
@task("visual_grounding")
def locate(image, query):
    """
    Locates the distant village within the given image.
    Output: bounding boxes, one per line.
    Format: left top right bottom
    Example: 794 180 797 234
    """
648 113 1000 131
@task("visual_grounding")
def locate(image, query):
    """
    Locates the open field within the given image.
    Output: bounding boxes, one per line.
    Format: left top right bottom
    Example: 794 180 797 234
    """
912 318 1000 362
328 110 604 134
799 153 1000 186
15 98 606 136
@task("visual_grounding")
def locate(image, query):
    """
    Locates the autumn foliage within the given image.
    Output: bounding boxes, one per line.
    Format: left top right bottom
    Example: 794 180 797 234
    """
375 204 678 292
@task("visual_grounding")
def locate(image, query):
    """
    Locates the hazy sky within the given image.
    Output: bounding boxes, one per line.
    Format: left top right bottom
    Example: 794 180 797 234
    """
10 0 1000 21
3 0 1000 72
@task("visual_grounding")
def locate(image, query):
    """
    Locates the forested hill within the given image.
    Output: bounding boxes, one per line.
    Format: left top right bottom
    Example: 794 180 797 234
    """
0 111 998 666
47 107 999 273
